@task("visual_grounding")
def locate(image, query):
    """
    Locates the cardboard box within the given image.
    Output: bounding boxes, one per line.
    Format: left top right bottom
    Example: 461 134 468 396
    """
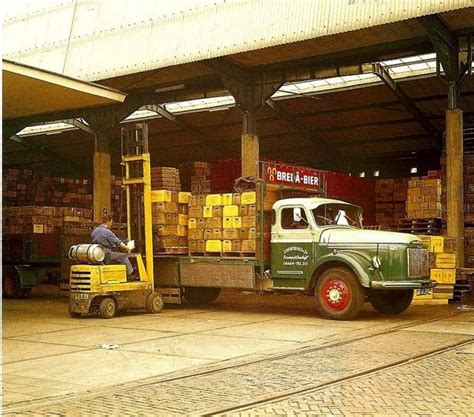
223 229 239 240
213 206 223 217
178 192 192 204
232 240 241 251
242 216 256 228
241 239 256 251
206 240 222 252
206 217 222 228
232 193 241 205
188 206 202 217
188 218 197 229
223 205 239 217
222 193 233 206
204 229 213 240
241 191 256 205
212 228 222 239
206 194 222 206
188 229 203 240
222 240 232 252
151 190 172 202
232 217 242 228
203 206 213 218
153 202 178 213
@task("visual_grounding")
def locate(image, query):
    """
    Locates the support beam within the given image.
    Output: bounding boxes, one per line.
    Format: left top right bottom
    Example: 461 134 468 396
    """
446 109 464 267
371 63 442 146
266 99 343 166
207 58 284 178
144 104 222 158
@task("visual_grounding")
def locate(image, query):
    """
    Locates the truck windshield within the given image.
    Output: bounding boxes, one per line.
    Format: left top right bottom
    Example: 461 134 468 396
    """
312 204 363 228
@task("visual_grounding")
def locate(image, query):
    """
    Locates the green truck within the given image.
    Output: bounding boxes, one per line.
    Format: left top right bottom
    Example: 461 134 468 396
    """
156 194 435 320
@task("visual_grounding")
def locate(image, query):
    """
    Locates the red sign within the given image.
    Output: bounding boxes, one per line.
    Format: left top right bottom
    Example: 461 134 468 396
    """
264 162 323 190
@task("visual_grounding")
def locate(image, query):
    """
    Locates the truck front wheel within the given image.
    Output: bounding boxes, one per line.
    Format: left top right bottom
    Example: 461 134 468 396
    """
369 290 413 314
315 268 364 320
184 287 221 306
3 267 31 299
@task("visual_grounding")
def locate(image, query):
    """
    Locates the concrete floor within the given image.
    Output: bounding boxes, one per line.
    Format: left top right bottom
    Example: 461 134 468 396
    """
2 286 473 414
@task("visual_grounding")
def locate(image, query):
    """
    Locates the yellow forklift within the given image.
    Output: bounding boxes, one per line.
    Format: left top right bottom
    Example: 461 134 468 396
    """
68 124 164 319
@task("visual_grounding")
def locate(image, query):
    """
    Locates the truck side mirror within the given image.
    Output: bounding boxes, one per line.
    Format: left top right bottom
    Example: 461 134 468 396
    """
293 207 302 222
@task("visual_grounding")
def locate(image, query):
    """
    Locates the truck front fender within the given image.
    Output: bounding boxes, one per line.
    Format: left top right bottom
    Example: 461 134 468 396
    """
312 252 374 289
15 265 38 288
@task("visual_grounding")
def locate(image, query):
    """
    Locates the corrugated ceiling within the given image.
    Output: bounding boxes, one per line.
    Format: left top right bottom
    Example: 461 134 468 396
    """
3 0 472 81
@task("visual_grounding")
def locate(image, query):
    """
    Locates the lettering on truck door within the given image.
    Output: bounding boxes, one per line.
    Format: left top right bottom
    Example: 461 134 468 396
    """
271 206 315 288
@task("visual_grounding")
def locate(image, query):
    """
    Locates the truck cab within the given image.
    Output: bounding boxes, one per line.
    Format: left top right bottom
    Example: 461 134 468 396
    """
271 198 434 319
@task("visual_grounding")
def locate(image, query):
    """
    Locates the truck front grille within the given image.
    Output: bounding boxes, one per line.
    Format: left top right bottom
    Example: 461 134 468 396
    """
70 270 91 291
407 248 429 278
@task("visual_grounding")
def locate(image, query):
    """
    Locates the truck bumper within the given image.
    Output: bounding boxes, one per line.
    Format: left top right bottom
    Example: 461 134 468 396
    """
69 292 95 313
370 280 436 290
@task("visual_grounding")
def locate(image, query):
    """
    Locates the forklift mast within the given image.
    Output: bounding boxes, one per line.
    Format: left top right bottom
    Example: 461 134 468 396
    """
121 124 154 287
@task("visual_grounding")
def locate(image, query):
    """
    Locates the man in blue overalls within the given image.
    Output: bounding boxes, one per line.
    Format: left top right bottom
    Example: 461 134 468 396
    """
91 215 136 278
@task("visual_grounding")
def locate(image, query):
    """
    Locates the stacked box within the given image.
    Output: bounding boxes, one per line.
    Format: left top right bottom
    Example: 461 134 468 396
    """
3 206 93 234
442 154 474 266
150 167 181 191
419 235 456 301
2 168 93 208
152 191 190 253
406 177 442 219
374 179 408 229
110 175 125 223
188 191 257 255
180 162 211 194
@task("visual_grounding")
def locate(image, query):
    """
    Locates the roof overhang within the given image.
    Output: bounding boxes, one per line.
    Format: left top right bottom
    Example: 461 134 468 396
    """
2 60 127 120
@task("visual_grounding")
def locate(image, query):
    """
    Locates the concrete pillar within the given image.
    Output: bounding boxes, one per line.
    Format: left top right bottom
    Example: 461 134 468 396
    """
241 111 259 178
93 130 111 223
445 108 464 267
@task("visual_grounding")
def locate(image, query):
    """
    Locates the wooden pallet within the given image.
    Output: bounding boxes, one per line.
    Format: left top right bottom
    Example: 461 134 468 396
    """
453 268 474 302
221 251 256 258
189 251 256 258
397 218 442 235
155 247 188 255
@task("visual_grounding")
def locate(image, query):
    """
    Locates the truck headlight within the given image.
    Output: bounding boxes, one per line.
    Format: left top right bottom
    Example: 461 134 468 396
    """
372 256 381 269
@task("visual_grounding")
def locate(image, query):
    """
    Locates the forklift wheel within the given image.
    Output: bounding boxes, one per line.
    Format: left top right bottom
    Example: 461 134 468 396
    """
146 292 164 314
68 304 81 318
99 298 117 319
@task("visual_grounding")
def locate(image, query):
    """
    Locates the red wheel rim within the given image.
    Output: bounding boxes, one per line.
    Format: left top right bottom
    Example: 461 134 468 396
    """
321 278 350 311
3 271 17 295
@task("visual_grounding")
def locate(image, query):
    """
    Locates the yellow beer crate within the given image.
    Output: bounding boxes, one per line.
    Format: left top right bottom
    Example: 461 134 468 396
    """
223 205 239 217
222 193 233 206
206 194 222 206
241 191 256 205
178 192 192 204
151 190 172 202
206 240 222 252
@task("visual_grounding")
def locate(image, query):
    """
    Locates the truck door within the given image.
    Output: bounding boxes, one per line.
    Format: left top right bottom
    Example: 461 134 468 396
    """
271 205 315 288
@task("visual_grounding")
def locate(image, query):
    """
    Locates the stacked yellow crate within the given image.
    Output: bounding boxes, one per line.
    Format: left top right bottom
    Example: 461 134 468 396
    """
152 190 191 254
415 235 457 304
187 191 257 255
406 178 442 219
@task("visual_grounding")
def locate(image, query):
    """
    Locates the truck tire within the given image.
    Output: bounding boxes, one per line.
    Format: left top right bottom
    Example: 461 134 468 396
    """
98 298 117 319
315 267 364 320
369 290 413 314
184 287 221 306
146 292 164 314
3 267 28 299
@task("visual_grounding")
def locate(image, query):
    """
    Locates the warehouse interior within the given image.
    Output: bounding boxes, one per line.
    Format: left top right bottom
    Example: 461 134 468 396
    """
2 5 474 284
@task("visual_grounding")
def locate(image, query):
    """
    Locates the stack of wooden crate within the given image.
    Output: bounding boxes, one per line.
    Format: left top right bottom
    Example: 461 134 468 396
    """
151 191 190 254
461 155 474 267
3 168 92 208
3 206 93 234
187 191 257 255
180 162 211 194
374 179 407 230
413 235 457 304
150 167 181 191
406 176 442 220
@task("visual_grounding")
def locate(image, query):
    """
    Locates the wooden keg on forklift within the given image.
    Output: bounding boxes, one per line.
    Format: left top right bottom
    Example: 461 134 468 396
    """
68 123 164 319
